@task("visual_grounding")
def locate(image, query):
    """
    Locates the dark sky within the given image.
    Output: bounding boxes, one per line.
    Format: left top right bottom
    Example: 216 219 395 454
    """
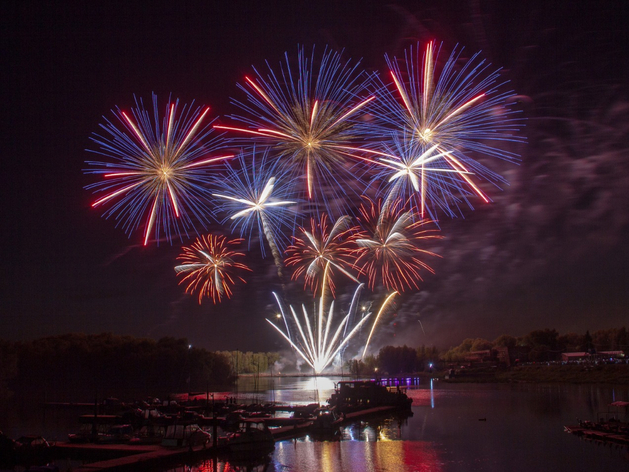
2 0 628 354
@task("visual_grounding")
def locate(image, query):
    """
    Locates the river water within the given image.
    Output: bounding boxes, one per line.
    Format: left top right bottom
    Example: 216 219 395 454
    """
2 377 629 471
186 377 629 472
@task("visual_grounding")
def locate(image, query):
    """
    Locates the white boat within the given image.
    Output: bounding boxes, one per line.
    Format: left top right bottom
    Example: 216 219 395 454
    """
222 420 274 453
161 423 211 448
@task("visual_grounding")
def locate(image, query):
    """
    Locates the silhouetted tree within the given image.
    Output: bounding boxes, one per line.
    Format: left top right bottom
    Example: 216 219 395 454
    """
346 359 364 376
8 333 234 401
581 330 594 353
493 334 518 349
378 345 418 374
591 328 629 351
522 329 560 361
442 338 491 362
557 332 584 352
417 345 439 371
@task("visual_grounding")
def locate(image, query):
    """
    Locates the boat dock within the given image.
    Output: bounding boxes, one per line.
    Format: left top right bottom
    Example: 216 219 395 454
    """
54 405 403 471
270 405 398 439
565 423 629 447
40 380 415 470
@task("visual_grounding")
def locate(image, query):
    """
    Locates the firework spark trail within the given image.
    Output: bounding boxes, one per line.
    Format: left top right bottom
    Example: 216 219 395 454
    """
354 197 442 292
267 274 372 374
362 134 481 220
212 149 297 278
215 46 378 217
268 265 401 373
361 291 398 358
175 234 251 304
85 94 232 245
285 213 362 297
362 42 524 218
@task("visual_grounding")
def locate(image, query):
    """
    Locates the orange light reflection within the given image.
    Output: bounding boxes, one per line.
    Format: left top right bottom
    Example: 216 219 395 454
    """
273 440 442 472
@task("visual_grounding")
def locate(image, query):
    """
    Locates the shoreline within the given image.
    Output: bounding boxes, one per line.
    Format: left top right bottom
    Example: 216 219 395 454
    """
238 364 629 385
439 364 629 385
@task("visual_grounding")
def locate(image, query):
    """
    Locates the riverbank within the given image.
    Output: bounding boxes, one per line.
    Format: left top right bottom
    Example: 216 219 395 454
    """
239 365 629 385
440 364 629 384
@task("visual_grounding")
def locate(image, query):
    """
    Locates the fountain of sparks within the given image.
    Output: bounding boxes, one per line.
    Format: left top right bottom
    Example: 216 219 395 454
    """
267 264 397 374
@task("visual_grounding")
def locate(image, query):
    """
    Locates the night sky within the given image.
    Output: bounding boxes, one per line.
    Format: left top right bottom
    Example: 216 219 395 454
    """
2 0 628 354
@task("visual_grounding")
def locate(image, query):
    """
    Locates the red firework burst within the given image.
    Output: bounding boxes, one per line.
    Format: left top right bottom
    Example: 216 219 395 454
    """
285 214 362 296
175 234 251 304
354 197 442 292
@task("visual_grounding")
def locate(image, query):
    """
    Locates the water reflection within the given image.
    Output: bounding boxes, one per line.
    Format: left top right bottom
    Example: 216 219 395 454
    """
300 376 337 404
240 376 338 405
163 452 272 472
175 380 629 471
272 440 441 472
166 455 271 472
4 378 629 471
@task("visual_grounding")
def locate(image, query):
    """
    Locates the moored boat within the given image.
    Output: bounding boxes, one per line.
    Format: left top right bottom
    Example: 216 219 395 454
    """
311 407 342 431
67 414 122 443
327 380 413 414
161 423 211 448
221 419 274 454
98 424 134 444
128 424 166 445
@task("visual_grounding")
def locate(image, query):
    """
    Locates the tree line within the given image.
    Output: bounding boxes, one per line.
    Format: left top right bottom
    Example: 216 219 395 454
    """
2 327 625 402
0 333 234 402
217 351 281 375
346 345 440 376
342 327 629 375
442 327 629 363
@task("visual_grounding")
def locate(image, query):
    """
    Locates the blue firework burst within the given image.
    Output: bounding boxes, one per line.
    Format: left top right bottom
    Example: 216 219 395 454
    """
215 46 379 218
365 41 525 217
85 93 232 245
212 148 299 275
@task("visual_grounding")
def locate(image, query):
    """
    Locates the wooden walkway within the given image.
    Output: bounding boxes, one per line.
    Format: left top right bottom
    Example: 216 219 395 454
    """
60 443 212 472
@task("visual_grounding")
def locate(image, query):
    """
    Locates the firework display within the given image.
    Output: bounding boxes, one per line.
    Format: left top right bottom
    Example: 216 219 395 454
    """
267 266 398 373
360 133 478 219
354 197 442 292
85 42 522 372
215 46 377 217
362 290 398 358
212 149 297 277
85 94 232 245
175 234 251 303
365 41 524 218
285 213 361 297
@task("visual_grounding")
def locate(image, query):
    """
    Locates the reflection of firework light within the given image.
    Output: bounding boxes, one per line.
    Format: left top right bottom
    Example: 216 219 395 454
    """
365 41 524 218
215 46 377 216
175 234 251 304
213 150 296 277
285 214 361 297
85 93 232 245
355 197 442 292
